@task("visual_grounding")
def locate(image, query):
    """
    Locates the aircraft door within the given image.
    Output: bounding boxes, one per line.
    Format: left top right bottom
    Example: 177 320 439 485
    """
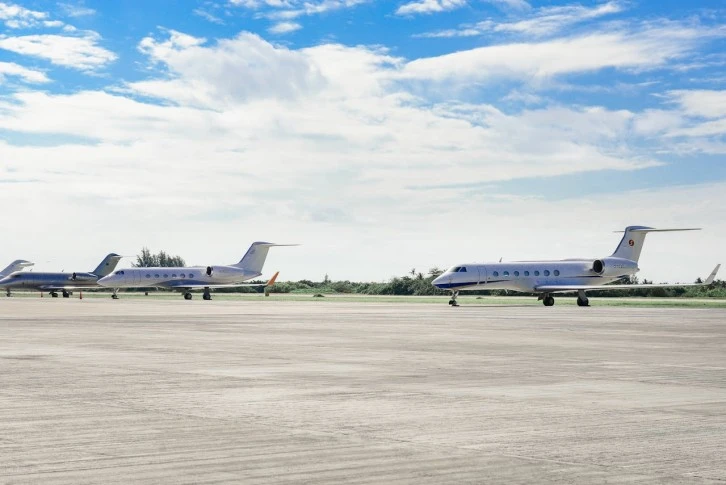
478 266 487 285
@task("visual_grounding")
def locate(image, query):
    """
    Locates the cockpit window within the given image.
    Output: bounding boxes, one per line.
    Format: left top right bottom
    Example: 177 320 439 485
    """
13 274 21 278
448 266 461 273
114 271 125 275
458 267 467 272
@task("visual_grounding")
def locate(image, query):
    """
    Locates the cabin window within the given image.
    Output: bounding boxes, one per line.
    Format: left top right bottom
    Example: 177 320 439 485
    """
163 274 168 278
146 274 151 278
154 274 160 278
554 270 560 276
514 271 520 277
503 271 510 277
492 271 499 277
534 271 540 276
524 271 530 276
544 270 550 276
172 274 177 278
180 274 186 278
189 273 195 278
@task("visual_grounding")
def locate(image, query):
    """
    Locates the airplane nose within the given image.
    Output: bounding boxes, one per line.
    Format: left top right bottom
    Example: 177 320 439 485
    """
432 275 447 289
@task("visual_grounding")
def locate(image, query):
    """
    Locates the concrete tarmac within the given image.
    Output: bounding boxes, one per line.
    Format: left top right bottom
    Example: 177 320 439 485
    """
1 299 725 484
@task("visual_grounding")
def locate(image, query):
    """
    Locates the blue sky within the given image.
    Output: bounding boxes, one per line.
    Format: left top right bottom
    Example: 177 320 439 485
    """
0 0 724 281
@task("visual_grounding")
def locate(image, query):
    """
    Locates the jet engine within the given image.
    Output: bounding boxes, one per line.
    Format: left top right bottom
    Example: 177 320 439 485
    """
69 272 97 282
591 257 638 276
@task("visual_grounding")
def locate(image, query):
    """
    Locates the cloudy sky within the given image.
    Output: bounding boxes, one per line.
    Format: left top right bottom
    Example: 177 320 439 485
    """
0 0 724 282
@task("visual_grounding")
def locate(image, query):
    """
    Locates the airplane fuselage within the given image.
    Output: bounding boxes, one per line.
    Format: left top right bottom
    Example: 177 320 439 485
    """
99 265 260 288
0 272 104 290
433 259 638 292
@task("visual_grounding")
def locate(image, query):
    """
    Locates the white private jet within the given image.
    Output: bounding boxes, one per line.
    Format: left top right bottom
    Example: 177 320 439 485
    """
98 242 294 300
432 226 720 307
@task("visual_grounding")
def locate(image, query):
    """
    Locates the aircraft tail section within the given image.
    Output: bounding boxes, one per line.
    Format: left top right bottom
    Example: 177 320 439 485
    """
232 242 296 274
92 253 123 277
0 259 33 276
611 226 700 263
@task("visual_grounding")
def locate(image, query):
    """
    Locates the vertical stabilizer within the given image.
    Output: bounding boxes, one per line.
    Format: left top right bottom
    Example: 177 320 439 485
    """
92 253 123 277
0 259 33 276
232 242 296 274
611 226 700 263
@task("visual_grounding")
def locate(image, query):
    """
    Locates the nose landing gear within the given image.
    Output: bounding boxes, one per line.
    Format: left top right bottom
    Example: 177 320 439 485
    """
448 291 459 307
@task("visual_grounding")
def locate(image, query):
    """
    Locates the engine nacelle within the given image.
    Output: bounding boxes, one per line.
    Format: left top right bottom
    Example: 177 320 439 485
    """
591 257 638 277
68 272 97 282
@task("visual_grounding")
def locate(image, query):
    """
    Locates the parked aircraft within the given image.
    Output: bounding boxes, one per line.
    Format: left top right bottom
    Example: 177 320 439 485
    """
0 254 122 298
98 242 292 300
432 226 720 307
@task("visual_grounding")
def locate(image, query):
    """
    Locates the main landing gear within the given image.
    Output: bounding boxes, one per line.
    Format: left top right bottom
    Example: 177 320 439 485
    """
540 294 555 306
202 288 212 301
183 292 193 300
50 291 58 298
576 290 590 307
62 290 71 298
448 291 459 307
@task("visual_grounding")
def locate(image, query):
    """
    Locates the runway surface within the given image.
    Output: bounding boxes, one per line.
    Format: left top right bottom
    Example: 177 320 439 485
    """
1 299 725 484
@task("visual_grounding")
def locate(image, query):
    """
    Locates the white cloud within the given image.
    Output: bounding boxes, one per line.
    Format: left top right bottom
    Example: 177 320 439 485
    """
0 1 47 28
420 0 624 38
667 89 726 119
0 61 49 83
268 21 302 34
1 28 724 281
193 8 225 24
405 24 720 84
396 0 467 16
231 0 371 20
58 2 96 17
0 32 117 70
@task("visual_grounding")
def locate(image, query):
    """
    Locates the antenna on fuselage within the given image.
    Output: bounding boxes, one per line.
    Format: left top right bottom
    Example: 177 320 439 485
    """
499 257 502 262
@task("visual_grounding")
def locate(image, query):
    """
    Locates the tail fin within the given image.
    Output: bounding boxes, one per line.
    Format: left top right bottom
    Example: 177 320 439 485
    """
611 226 700 262
0 259 33 276
92 253 123 277
232 242 296 274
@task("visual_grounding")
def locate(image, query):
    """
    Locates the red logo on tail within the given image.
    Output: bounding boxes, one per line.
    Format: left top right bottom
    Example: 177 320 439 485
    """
628 239 635 247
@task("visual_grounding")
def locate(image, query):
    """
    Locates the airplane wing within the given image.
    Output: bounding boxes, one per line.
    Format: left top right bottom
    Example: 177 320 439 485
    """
165 272 280 290
38 286 101 290
535 265 720 293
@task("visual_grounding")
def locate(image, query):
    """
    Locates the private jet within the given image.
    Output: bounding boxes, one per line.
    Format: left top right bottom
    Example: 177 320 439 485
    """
432 226 720 307
98 242 293 300
0 254 122 297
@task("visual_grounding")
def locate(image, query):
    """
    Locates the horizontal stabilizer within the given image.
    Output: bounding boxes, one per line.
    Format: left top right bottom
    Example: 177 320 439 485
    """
614 228 701 233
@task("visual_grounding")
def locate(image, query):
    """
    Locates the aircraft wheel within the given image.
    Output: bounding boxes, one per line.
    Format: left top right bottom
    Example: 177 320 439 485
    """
184 292 193 300
62 290 70 298
543 296 555 306
577 297 589 307
50 292 58 298
203 293 212 301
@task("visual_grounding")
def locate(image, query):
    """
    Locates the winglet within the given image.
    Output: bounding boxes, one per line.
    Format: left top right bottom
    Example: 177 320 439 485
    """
705 264 720 285
266 271 280 287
